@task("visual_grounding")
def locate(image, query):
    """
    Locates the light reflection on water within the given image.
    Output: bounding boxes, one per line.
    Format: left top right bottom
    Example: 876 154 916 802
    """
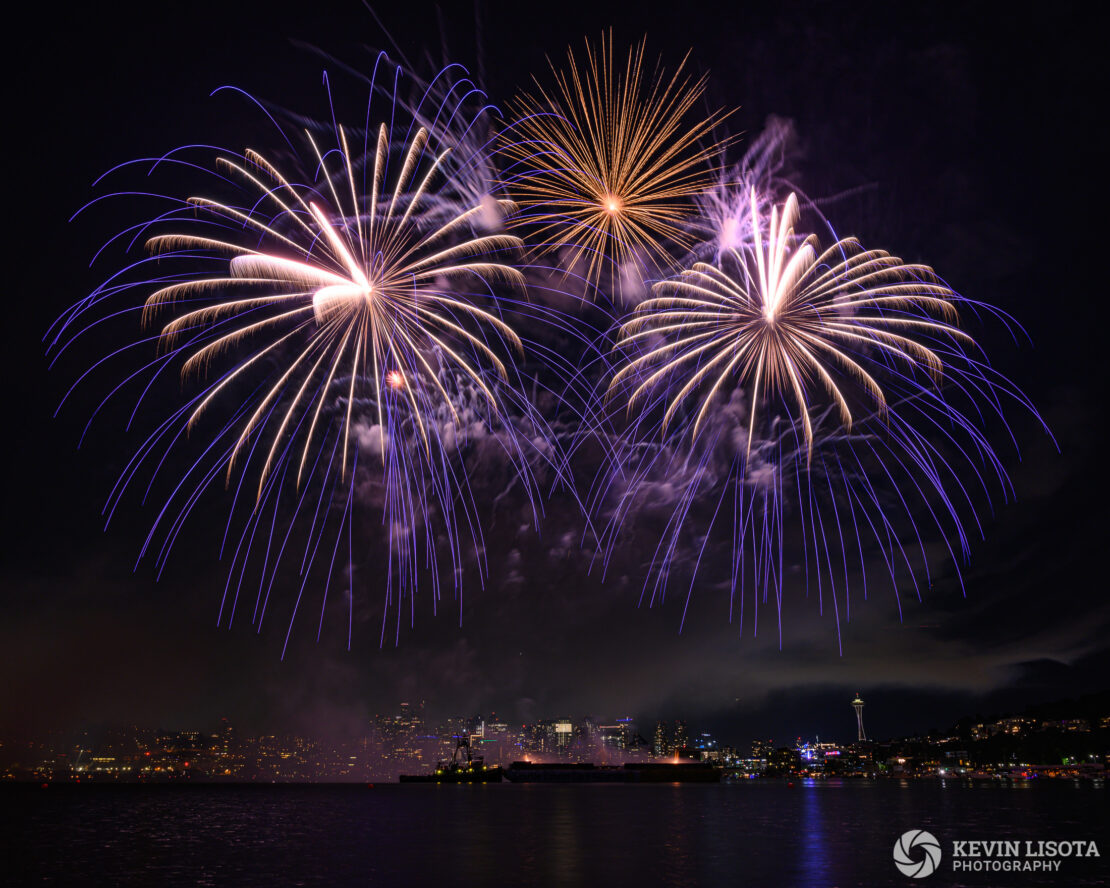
799 778 830 883
7 780 1105 887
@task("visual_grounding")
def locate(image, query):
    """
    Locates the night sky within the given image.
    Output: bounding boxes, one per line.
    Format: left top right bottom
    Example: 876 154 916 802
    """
5 0 1105 747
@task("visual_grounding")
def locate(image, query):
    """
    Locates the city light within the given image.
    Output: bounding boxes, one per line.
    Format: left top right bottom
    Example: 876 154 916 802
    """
7 697 1104 784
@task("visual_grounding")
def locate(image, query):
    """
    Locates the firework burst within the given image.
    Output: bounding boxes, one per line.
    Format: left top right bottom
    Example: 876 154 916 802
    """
50 63 558 653
596 186 1051 646
145 122 525 486
612 189 969 457
501 32 730 297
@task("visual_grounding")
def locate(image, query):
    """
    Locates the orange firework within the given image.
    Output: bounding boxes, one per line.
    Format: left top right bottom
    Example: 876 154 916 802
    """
502 33 730 296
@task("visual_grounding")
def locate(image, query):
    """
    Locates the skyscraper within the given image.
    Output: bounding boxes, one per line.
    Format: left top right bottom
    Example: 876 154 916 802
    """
653 721 667 757
554 718 573 751
674 719 689 752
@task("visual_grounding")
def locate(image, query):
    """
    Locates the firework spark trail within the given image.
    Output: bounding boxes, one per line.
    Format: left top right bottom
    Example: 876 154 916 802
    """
591 390 1038 649
500 32 731 299
690 116 799 265
53 60 573 651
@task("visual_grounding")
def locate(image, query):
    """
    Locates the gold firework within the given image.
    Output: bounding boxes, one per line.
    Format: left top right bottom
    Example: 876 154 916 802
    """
143 124 525 494
503 33 730 295
613 189 972 456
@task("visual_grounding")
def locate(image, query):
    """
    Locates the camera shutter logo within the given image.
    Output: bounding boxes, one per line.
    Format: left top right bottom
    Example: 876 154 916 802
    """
893 829 942 878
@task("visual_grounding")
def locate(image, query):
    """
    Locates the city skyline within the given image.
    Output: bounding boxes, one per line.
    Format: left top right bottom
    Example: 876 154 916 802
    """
6 690 1106 784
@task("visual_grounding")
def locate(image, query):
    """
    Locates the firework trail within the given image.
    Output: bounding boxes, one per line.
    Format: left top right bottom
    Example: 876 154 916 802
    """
49 60 564 654
500 32 730 299
690 116 799 264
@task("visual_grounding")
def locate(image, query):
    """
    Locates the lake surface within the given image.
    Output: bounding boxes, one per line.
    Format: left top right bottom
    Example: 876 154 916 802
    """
6 780 1106 886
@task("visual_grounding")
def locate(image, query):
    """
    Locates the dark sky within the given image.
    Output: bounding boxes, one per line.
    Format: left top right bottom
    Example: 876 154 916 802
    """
5 0 1105 747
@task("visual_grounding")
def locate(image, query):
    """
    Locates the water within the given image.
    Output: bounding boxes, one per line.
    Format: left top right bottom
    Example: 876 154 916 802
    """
7 780 1105 886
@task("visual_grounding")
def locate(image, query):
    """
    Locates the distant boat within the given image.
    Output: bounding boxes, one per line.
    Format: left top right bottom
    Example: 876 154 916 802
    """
399 737 503 784
504 761 722 783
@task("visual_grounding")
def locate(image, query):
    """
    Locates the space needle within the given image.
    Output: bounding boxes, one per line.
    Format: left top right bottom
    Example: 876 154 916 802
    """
852 693 867 742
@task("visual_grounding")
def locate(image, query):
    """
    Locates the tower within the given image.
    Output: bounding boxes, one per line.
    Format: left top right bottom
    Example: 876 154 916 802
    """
852 693 866 742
